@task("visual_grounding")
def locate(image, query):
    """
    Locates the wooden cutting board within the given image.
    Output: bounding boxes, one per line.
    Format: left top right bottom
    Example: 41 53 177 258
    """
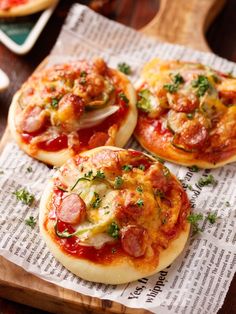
0 0 227 313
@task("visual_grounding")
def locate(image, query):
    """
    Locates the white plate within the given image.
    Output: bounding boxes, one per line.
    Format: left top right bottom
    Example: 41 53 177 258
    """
0 0 59 55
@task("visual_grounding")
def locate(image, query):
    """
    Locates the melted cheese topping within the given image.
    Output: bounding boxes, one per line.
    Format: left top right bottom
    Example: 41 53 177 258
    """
135 58 236 167
47 147 189 256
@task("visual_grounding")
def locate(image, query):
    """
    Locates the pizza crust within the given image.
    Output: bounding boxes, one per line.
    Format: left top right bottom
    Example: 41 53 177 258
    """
0 0 57 17
8 69 137 167
39 146 190 284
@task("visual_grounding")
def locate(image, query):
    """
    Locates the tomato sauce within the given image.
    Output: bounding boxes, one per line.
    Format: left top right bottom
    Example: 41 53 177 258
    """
37 134 68 152
0 0 27 9
54 221 123 264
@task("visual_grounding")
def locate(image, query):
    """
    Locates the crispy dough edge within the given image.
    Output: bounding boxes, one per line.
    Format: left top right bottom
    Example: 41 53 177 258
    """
134 76 236 169
8 70 137 167
39 146 190 284
0 0 57 17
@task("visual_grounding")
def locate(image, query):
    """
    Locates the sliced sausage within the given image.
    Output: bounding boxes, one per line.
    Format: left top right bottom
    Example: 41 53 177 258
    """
120 225 148 257
146 164 169 192
20 106 46 134
88 132 109 148
180 121 208 149
57 193 86 225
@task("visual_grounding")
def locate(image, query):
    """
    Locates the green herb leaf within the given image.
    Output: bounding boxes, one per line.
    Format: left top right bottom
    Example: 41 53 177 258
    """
91 192 102 209
186 113 194 119
187 213 203 234
198 174 217 187
25 216 37 229
138 164 145 171
192 75 211 97
107 222 120 239
117 62 131 75
13 188 34 205
26 166 33 173
94 170 105 179
118 92 129 104
71 177 91 191
137 89 152 112
187 184 193 191
156 156 165 164
114 176 124 189
163 73 184 93
136 186 143 193
136 199 144 207
206 212 217 224
189 165 199 172
122 164 133 172
51 98 59 109
80 71 87 77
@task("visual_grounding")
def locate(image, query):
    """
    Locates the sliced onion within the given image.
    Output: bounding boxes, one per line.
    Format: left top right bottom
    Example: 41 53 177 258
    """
78 105 119 129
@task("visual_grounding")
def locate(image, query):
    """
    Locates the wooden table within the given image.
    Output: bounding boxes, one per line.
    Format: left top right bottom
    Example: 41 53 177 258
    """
0 0 236 313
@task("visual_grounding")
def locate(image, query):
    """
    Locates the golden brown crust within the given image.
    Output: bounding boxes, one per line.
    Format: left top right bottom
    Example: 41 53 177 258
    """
39 146 190 284
0 0 57 17
135 58 236 168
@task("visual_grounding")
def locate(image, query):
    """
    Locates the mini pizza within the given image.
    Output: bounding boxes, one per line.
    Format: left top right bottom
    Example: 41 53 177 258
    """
135 58 236 168
8 58 137 166
39 146 190 284
0 0 57 17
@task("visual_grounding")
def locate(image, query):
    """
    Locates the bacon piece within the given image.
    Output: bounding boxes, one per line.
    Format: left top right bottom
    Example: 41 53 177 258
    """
20 106 46 134
58 93 84 120
88 132 109 148
121 225 148 257
57 194 86 225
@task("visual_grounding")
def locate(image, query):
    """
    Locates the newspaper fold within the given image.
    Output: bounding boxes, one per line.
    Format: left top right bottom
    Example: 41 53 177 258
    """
0 4 235 314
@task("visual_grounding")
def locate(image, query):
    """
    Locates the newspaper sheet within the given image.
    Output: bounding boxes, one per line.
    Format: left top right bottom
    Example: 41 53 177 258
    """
0 4 236 314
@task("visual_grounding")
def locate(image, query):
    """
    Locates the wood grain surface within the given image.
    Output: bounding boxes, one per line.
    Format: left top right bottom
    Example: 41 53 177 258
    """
0 0 236 313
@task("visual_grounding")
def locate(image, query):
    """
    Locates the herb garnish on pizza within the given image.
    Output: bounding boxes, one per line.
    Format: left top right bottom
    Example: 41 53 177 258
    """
135 58 236 168
39 146 190 284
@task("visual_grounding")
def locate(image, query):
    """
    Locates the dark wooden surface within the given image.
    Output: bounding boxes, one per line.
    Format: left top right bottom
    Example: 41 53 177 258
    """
0 0 236 313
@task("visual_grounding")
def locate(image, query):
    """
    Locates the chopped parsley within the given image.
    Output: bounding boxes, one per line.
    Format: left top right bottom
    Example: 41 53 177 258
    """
225 201 230 207
25 216 37 229
198 174 217 187
187 213 203 234
138 164 145 171
118 92 129 104
187 184 193 191
114 176 124 189
107 222 120 239
136 199 144 207
80 71 87 77
13 188 35 205
189 165 199 172
186 113 194 119
117 62 132 75
206 212 217 224
26 166 33 173
156 156 165 164
51 98 59 109
94 170 105 179
163 73 184 93
91 192 102 209
137 89 152 112
192 75 211 97
84 170 93 178
136 186 143 193
122 164 133 172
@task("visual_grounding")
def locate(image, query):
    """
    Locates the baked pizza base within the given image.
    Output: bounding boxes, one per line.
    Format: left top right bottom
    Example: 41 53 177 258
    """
0 0 57 17
8 70 137 167
134 59 236 169
39 146 190 284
